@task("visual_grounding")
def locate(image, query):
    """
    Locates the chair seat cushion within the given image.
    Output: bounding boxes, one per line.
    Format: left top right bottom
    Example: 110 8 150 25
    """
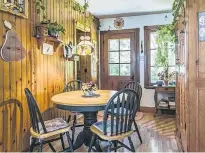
91 120 133 141
39 118 68 134
92 120 133 136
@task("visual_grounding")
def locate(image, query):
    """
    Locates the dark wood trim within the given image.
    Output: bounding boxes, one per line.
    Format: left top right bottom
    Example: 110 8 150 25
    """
140 106 155 113
144 26 159 87
100 29 140 89
97 10 172 19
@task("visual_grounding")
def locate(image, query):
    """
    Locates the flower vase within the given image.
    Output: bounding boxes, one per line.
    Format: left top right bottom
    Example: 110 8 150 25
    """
164 80 169 86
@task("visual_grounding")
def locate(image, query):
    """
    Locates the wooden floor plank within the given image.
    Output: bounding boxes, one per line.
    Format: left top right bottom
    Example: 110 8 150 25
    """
40 113 182 152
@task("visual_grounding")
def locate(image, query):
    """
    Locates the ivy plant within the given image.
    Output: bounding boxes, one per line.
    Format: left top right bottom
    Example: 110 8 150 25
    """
73 2 89 13
155 24 176 77
35 0 46 20
172 0 187 25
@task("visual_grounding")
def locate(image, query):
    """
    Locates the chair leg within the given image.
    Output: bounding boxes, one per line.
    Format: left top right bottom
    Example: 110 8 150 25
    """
66 132 74 152
38 140 43 152
107 141 112 152
60 133 65 150
128 136 135 152
30 137 36 152
88 134 96 152
72 115 77 144
113 141 118 152
134 120 142 143
48 142 56 152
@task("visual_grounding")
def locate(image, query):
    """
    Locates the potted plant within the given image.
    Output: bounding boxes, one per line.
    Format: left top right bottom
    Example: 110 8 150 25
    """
155 24 176 86
158 69 169 86
48 22 65 38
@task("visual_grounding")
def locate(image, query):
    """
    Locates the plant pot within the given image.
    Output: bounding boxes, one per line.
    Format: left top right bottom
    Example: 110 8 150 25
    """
48 30 59 38
156 80 164 86
36 24 49 37
163 80 169 86
84 90 95 97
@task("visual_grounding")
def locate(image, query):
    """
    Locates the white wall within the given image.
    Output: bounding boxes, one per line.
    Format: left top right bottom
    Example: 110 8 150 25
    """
100 13 173 107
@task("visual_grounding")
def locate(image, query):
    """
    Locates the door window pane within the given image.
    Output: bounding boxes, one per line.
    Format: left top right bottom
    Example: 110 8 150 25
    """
120 64 130 76
120 51 130 63
168 49 176 66
150 32 158 49
109 64 119 76
109 39 119 51
109 52 119 63
120 38 130 50
150 50 157 66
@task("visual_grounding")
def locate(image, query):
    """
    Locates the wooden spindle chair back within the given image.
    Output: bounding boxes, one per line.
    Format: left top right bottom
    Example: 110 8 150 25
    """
24 88 47 134
63 80 82 92
103 88 139 136
124 81 142 100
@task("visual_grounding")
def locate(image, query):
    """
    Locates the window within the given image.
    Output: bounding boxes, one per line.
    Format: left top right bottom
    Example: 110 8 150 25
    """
144 26 175 87
108 38 131 76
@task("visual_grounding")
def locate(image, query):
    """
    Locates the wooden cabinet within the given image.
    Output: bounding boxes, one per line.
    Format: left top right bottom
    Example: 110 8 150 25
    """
176 23 188 151
176 0 205 151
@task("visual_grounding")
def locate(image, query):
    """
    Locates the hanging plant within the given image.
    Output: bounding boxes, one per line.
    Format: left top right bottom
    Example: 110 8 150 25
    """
155 24 176 78
172 0 187 25
35 0 46 20
73 2 89 13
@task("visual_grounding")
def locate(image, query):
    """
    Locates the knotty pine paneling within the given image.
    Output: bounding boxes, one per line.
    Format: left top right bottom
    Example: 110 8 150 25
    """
0 0 99 151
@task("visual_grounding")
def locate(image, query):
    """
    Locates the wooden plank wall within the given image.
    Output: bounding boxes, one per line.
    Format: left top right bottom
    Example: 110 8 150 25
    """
0 0 99 151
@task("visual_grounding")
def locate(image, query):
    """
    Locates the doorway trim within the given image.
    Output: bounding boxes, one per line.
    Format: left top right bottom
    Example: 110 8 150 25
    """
100 29 140 89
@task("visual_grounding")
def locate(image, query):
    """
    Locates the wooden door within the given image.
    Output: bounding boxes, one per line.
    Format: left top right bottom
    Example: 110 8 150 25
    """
100 29 140 90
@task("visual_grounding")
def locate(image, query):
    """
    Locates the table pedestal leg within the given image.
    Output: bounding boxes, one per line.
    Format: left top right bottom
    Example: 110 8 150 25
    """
73 112 97 150
83 112 97 146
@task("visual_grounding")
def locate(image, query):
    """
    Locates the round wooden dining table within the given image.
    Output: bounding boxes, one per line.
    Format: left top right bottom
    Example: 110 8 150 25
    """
51 90 117 150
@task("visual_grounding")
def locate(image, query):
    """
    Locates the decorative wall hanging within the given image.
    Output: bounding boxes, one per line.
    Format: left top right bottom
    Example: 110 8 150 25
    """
42 43 54 55
0 0 28 18
63 42 73 59
1 20 26 62
198 12 205 42
114 17 124 29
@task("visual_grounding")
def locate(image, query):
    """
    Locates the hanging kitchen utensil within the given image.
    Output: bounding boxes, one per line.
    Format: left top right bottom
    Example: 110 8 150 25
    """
63 41 73 59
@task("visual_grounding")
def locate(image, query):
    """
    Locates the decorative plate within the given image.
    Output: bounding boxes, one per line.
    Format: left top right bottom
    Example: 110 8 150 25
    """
114 17 124 29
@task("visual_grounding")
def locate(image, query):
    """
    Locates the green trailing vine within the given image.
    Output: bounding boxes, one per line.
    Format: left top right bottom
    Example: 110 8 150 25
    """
155 24 176 79
73 2 89 13
72 1 101 30
87 15 101 30
35 0 46 20
172 0 187 25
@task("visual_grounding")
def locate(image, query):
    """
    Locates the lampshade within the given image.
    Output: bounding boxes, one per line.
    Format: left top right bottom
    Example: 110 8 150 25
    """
77 36 94 56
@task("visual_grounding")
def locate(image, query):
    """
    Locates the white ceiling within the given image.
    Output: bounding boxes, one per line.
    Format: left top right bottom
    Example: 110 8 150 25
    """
76 0 174 18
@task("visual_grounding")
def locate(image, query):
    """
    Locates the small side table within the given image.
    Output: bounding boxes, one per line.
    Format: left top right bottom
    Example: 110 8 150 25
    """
154 86 175 116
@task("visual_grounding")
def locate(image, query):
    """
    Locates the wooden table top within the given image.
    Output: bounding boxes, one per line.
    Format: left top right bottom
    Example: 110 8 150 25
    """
51 90 117 107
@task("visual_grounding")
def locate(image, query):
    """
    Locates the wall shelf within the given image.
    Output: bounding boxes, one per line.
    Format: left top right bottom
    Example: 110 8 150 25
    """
35 36 63 51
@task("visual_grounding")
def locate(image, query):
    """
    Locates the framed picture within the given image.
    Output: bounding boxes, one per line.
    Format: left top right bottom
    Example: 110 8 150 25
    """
0 0 28 18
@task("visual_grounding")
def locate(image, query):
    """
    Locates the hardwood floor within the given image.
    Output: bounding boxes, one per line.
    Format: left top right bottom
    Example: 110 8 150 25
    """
43 113 182 152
